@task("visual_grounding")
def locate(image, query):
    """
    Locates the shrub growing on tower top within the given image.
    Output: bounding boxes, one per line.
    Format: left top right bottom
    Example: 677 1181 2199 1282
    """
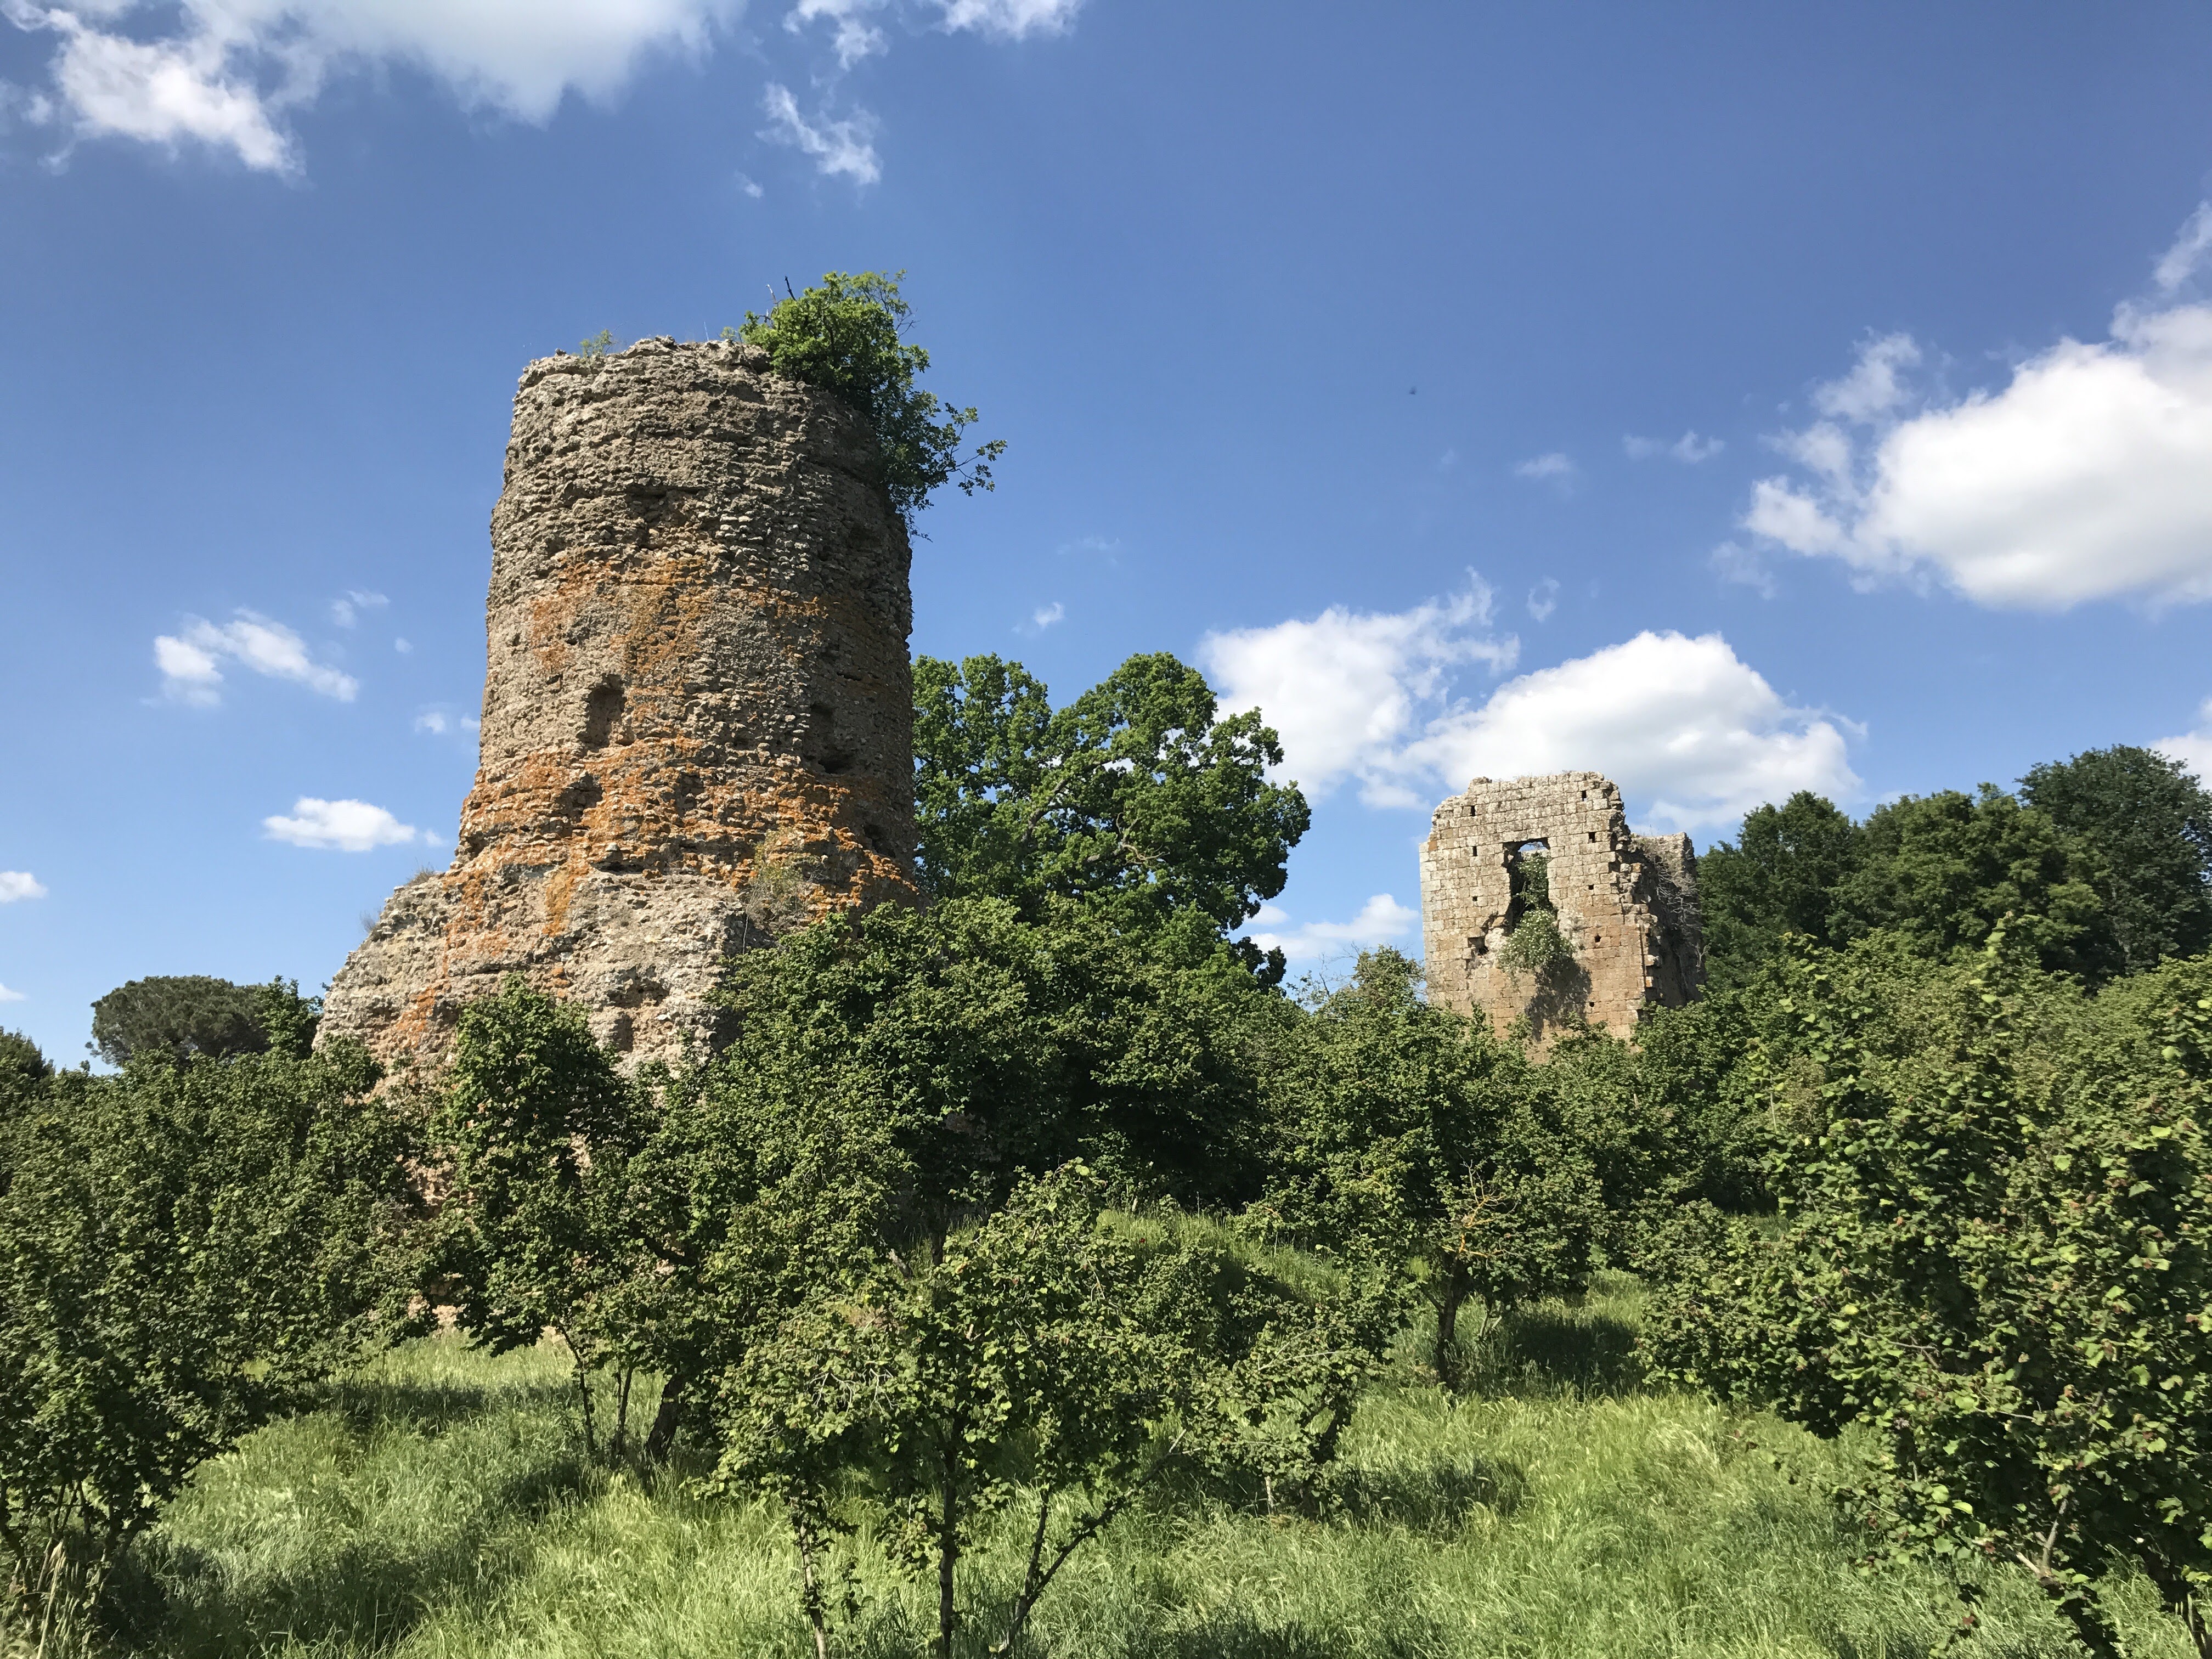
731 270 1005 529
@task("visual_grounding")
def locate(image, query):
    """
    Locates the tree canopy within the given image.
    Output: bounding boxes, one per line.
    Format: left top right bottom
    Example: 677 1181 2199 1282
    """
912 652 1310 970
2022 744 2212 971
1695 791 1861 990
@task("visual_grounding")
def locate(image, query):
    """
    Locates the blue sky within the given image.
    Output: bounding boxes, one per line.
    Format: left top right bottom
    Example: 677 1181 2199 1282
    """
5 1 2212 1060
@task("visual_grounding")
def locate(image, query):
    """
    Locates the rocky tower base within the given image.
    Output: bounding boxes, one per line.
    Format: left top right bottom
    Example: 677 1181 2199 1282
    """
1419 771 1702 1042
321 337 918 1073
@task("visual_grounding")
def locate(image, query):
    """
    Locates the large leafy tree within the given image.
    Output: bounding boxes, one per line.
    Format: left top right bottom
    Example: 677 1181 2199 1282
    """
912 652 1310 969
1832 786 2121 979
731 270 1004 530
1697 792 1862 989
2022 744 2212 971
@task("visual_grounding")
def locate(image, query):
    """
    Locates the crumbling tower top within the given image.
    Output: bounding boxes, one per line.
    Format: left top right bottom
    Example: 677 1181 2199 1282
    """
1418 771 1701 1042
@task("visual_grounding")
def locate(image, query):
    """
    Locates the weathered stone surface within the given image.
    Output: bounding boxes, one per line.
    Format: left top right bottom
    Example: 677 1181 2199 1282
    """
1418 771 1702 1042
321 337 918 1072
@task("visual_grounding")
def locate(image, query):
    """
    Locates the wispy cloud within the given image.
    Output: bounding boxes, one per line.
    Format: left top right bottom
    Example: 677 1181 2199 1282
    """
413 708 479 736
263 797 419 852
0 871 46 902
331 589 387 628
2153 202 2212 295
1625 431 1725 463
786 0 888 68
1525 578 1559 622
1513 451 1573 484
1244 894 1417 964
0 984 24 1003
760 81 879 183
1030 601 1065 629
154 612 358 706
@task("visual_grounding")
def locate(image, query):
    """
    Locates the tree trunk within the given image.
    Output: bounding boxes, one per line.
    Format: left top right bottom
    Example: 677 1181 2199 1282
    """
1435 1265 1470 1384
645 1374 686 1463
937 1451 961 1659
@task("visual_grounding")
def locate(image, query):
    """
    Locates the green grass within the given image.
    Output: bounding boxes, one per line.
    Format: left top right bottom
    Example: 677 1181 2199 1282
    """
95 1278 2193 1658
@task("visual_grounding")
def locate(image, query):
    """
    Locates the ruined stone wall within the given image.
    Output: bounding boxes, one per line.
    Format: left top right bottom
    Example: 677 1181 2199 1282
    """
320 337 917 1072
1418 772 1702 1041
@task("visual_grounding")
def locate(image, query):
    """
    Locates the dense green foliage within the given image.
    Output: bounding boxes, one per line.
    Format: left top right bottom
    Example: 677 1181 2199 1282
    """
716 1166 1395 1657
732 271 1005 530
1696 792 1862 990
86 974 319 1068
19 697 2212 1656
2024 745 2212 971
912 652 1311 973
1645 939 2212 1656
431 980 648 1457
0 1037 420 1604
1833 786 2119 977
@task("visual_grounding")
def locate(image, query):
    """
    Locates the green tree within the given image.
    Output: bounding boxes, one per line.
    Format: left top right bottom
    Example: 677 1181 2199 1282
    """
0 1037 420 1606
913 652 1311 967
732 270 1005 529
1258 949 1598 1381
718 1166 1184 1659
708 895 1275 1222
431 979 646 1457
2022 744 2212 971
719 1165 1397 1659
1644 939 2212 1658
89 974 267 1066
0 1030 48 1108
1833 786 2120 979
1697 792 1862 990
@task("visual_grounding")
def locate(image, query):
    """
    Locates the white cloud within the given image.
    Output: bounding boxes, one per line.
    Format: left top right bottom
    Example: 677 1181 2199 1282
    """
7 0 743 170
0 984 23 1003
935 0 1079 38
2154 201 2212 295
0 871 47 902
263 797 418 851
155 611 358 704
759 81 878 183
1513 451 1573 483
1709 540 1777 598
1200 577 1519 808
413 708 478 735
1625 431 1725 463
1404 630 1858 831
1030 600 1064 629
1812 331 1921 423
1525 578 1558 622
1245 893 1417 964
735 170 762 198
2155 698 2212 781
1738 224 2212 610
394 637 413 653
331 589 386 628
786 0 884 67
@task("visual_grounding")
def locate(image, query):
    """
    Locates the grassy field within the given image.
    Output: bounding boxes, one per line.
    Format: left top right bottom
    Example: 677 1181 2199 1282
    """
61 1276 2192 1658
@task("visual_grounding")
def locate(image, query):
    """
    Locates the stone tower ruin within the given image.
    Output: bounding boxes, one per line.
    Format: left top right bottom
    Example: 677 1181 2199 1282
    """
320 337 918 1072
1419 771 1702 1042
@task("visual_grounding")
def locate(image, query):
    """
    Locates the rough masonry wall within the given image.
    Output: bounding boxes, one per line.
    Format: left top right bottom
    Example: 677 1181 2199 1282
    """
1419 771 1702 1041
321 337 917 1071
